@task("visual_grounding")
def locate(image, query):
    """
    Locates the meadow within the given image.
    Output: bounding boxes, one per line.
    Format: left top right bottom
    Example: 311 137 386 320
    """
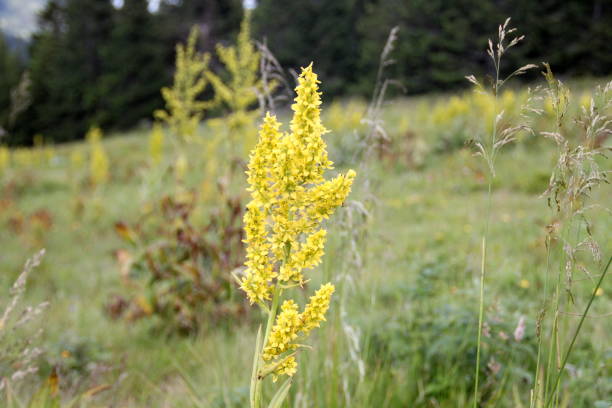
1 18 611 408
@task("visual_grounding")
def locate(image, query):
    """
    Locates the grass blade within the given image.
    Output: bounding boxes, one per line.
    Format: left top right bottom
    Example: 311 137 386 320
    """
267 378 292 408
251 325 263 408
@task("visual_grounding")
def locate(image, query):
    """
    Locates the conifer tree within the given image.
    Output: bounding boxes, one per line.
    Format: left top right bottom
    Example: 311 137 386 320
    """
15 0 114 144
100 0 168 129
0 34 23 137
253 0 364 96
158 0 243 54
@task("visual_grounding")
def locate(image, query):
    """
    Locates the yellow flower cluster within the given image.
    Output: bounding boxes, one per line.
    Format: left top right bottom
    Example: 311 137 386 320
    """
174 154 188 184
13 149 34 167
432 95 470 125
241 203 275 304
579 92 592 109
300 282 335 334
87 127 109 186
262 300 301 360
279 229 326 282
241 64 355 382
261 283 335 380
274 356 297 380
431 90 526 131
0 146 10 171
241 64 355 295
325 99 366 133
148 123 164 165
154 27 212 142
206 11 262 155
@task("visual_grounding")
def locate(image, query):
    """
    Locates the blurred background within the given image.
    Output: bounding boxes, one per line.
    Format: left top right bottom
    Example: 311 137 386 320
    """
0 1 611 407
1 0 610 145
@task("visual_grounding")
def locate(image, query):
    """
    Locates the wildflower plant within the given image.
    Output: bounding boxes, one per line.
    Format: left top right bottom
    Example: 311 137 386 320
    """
239 64 355 407
0 145 10 173
87 127 109 186
155 27 212 143
206 11 263 156
109 185 246 335
148 123 164 165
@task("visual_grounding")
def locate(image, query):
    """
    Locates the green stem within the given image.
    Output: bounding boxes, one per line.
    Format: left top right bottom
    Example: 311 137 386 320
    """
534 96 565 407
474 236 487 407
531 234 553 408
253 242 291 408
544 212 574 403
253 283 281 408
474 179 493 407
263 285 281 351
474 62 498 406
543 306 558 402
544 256 611 408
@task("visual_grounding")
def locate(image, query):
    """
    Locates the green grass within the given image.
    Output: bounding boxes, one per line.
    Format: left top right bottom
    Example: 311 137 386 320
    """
1 88 610 407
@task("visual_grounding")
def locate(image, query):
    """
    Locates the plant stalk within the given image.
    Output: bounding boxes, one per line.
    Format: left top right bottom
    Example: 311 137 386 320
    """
544 256 611 408
253 283 281 408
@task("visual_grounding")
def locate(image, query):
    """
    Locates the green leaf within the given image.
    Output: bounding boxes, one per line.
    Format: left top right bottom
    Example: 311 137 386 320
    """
267 378 292 408
250 324 262 408
27 380 60 408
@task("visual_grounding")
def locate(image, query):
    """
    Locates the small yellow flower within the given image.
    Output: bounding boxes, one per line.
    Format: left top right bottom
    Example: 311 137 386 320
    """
595 288 603 296
519 279 530 289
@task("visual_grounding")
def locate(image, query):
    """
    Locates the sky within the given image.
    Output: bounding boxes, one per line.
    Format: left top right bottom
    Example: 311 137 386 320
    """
0 0 47 39
0 0 162 39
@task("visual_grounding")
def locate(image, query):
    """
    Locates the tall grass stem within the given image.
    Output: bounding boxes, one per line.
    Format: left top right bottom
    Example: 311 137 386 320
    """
544 256 611 408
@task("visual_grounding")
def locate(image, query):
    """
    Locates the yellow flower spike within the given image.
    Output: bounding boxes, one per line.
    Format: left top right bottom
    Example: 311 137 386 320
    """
579 92 591 109
148 123 164 165
262 300 301 361
174 154 188 183
279 229 327 283
155 26 212 143
241 204 276 304
0 146 10 171
87 127 109 186
272 356 297 382
300 283 335 334
289 63 333 186
205 11 263 155
243 65 355 402
246 113 282 206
